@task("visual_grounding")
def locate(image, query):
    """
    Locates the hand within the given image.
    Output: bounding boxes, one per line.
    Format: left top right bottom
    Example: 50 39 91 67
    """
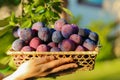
3 56 78 80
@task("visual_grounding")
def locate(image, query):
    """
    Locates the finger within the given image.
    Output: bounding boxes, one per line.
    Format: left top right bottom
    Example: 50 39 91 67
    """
29 56 55 65
39 56 55 64
38 63 78 77
49 63 78 74
41 58 73 72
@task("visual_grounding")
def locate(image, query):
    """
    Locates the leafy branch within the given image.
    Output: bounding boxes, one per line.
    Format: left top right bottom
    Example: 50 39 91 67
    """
21 0 73 28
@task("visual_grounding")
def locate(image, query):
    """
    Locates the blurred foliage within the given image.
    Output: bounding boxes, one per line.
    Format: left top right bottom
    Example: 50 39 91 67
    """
0 30 16 74
88 21 117 61
69 15 82 26
0 15 17 72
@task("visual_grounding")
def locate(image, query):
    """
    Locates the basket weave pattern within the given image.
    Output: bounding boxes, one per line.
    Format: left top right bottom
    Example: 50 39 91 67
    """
7 50 98 71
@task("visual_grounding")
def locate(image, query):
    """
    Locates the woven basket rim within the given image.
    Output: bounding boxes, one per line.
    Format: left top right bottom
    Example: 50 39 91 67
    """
7 49 98 55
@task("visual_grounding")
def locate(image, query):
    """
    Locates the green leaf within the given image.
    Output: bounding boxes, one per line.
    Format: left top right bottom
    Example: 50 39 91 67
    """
52 1 61 6
45 10 53 18
52 5 62 13
0 66 13 75
0 29 8 37
0 25 12 37
50 1 62 13
53 12 60 18
35 6 45 13
0 31 15 53
24 5 31 14
45 10 59 18
54 0 60 2
0 57 10 66
10 12 15 22
0 29 15 74
12 0 21 5
33 14 43 22
33 0 44 6
21 20 32 28
30 13 35 19
8 57 17 70
0 31 15 71
0 17 9 27
9 21 16 26
9 12 18 26
62 7 74 17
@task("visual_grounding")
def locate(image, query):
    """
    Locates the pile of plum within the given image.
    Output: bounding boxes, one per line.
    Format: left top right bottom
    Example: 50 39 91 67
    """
12 19 99 52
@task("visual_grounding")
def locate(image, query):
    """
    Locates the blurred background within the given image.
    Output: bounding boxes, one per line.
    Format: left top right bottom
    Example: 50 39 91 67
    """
0 0 120 80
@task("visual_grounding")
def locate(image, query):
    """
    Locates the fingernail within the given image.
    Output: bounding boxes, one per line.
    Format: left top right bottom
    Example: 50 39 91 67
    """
73 64 78 68
68 58 73 62
49 56 55 60
46 56 55 61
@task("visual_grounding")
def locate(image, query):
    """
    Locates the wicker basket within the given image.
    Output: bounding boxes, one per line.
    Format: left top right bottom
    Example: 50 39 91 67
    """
7 49 98 71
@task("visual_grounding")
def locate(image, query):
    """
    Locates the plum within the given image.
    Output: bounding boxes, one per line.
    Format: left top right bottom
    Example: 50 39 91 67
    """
19 28 33 41
49 28 56 42
78 28 84 37
31 29 38 37
54 18 67 31
38 27 51 42
50 28 56 35
12 26 19 38
32 22 45 31
21 46 34 52
29 37 42 50
69 34 82 44
61 24 74 38
83 39 97 51
12 39 24 51
78 28 91 38
71 24 79 34
84 28 91 37
61 39 75 51
50 47 61 52
52 31 63 43
89 32 99 42
36 44 49 52
48 42 57 48
75 45 84 51
58 42 62 49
